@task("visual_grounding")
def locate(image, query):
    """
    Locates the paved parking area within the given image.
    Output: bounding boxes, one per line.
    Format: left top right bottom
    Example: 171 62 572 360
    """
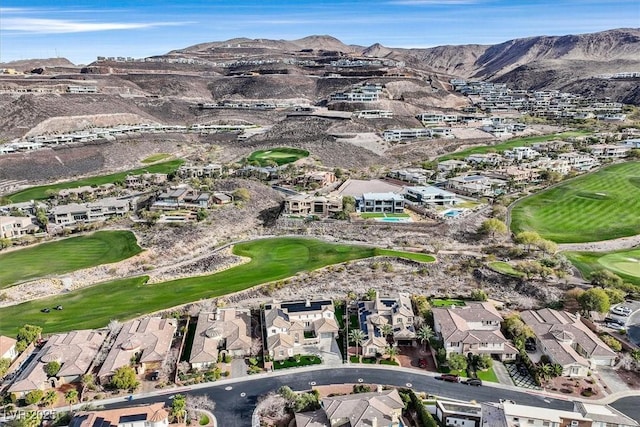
505 362 541 390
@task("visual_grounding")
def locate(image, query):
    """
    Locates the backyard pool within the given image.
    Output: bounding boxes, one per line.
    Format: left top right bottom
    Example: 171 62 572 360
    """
375 217 412 223
442 209 464 218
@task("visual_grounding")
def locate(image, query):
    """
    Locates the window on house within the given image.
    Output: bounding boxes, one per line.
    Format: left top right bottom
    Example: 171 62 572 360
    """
528 420 534 424
542 422 549 427
271 329 276 334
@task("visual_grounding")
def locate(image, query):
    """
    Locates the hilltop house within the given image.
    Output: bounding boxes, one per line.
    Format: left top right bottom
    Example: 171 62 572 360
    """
189 309 251 370
357 293 417 357
263 299 339 361
50 198 130 226
432 302 517 361
283 194 342 218
403 186 458 207
357 193 405 214
520 309 617 376
97 318 176 383
9 330 106 397
0 216 38 239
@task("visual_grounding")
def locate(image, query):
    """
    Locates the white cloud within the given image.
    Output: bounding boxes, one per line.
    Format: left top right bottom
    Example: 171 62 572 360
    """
2 17 192 34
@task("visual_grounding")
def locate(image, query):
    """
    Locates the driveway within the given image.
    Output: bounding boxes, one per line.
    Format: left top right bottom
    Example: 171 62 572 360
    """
231 359 248 378
493 361 515 386
299 337 343 367
618 301 640 346
597 366 632 394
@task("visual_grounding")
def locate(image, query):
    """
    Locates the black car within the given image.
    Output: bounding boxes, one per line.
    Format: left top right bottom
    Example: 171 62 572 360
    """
525 338 537 352
41 308 50 313
463 378 483 386
55 305 63 310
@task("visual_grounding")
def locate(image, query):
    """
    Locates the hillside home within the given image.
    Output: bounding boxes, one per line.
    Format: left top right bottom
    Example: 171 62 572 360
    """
558 152 599 171
437 159 469 174
388 169 429 185
189 309 251 370
9 330 106 397
357 293 417 356
520 309 617 377
264 299 339 361
432 302 517 361
529 157 571 175
357 192 405 214
0 216 38 239
588 144 630 159
51 198 130 225
466 153 505 166
283 194 342 218
446 175 507 197
152 186 210 211
294 171 337 189
69 403 169 427
356 110 393 118
382 128 432 142
504 147 540 161
97 318 177 383
178 163 224 179
124 173 167 189
487 167 542 185
403 186 458 207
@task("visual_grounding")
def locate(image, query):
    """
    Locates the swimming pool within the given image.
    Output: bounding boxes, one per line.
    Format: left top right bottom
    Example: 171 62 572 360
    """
442 209 464 218
375 217 412 223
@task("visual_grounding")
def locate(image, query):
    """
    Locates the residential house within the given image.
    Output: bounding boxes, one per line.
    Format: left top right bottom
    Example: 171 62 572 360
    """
69 403 169 427
432 302 517 361
529 157 571 176
574 402 639 427
178 163 224 179
357 293 417 357
403 186 458 207
211 192 232 204
296 388 404 427
382 128 432 142
446 175 507 198
588 144 631 159
294 171 337 189
189 309 251 370
466 153 505 167
283 194 342 218
558 152 598 171
487 167 542 186
152 186 210 211
0 216 38 239
436 400 482 427
622 138 640 149
520 309 617 376
388 169 429 185
9 330 106 397
0 335 18 361
356 110 393 118
51 198 130 225
437 160 469 174
357 192 405 214
481 402 591 427
97 318 177 383
264 299 339 361
0 201 47 217
504 147 540 161
124 173 167 189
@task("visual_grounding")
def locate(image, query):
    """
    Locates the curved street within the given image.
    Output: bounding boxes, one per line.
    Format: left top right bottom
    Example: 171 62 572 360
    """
101 366 640 427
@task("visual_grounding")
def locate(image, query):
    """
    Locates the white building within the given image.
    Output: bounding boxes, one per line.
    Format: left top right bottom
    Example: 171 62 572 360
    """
357 192 405 214
404 186 458 206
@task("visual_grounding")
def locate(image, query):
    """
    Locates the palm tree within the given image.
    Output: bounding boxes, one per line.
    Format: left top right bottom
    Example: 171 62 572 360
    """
551 363 564 378
348 329 365 362
81 373 95 401
42 390 57 409
170 394 187 424
379 323 394 341
384 345 400 363
416 325 434 351
64 389 78 413
22 411 42 427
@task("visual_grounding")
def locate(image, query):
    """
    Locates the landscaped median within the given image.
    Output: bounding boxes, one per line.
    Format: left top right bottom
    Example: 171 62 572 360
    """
0 237 435 336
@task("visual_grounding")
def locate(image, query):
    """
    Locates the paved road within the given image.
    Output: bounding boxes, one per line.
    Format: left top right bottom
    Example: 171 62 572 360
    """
102 367 640 427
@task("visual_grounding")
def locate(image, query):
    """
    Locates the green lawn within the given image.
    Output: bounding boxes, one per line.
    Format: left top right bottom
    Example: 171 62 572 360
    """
564 248 640 285
360 213 411 219
375 249 435 263
0 237 435 336
488 261 525 278
511 162 640 243
476 367 499 383
379 359 399 366
0 231 142 288
247 147 309 166
431 298 466 307
6 159 184 203
437 131 590 161
141 153 172 164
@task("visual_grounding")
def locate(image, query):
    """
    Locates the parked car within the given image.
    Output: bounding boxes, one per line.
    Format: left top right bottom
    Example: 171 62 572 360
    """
611 306 632 316
150 370 160 381
604 317 625 325
418 359 428 369
525 338 537 352
463 378 483 386
40 308 50 313
437 374 460 383
606 322 626 331
54 305 63 310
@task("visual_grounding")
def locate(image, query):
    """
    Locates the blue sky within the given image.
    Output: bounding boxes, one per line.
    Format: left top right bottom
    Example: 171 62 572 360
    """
1 0 638 64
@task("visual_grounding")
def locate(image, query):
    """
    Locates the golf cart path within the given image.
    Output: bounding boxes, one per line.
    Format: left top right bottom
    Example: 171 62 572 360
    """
558 234 640 252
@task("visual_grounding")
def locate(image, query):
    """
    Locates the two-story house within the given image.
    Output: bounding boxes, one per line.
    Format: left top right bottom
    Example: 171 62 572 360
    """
263 299 339 361
432 302 517 361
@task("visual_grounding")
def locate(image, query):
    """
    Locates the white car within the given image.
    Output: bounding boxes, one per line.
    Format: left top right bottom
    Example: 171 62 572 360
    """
606 322 626 331
611 306 632 316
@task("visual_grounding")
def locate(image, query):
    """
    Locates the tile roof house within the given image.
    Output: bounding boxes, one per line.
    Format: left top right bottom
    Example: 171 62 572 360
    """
0 335 18 361
264 299 339 361
70 402 169 427
357 293 417 357
432 302 517 361
9 330 106 396
189 308 251 369
97 318 176 382
520 309 617 376
322 388 403 427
